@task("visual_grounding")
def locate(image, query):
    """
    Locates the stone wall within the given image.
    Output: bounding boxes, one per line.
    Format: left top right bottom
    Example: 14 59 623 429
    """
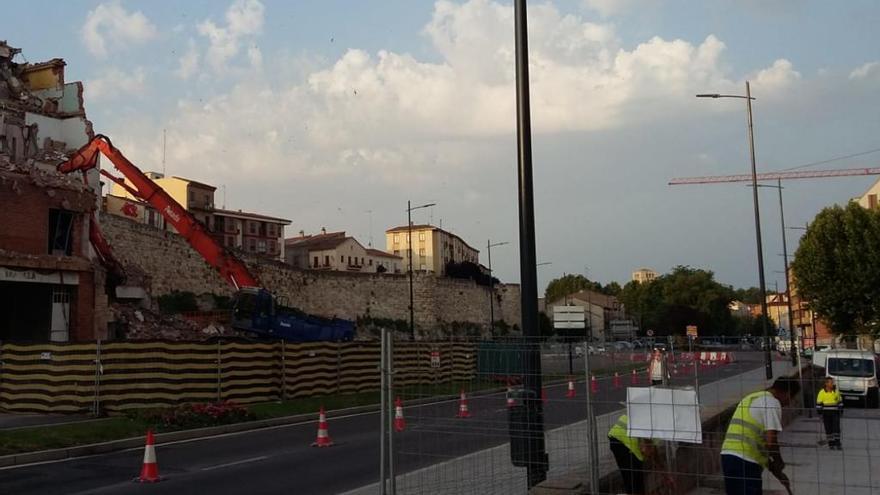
100 214 521 338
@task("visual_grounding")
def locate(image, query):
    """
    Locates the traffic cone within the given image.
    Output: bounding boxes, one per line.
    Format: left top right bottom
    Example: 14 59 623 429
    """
311 406 334 447
456 389 471 418
631 368 639 385
590 374 599 394
613 372 621 389
394 397 406 432
136 430 161 483
506 382 516 408
565 377 576 398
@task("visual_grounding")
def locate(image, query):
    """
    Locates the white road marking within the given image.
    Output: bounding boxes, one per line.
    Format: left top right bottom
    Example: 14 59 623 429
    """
200 455 267 471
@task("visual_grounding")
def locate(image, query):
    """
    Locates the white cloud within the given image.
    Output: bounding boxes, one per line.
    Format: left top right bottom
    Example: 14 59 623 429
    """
197 0 265 71
849 61 880 80
175 40 200 80
750 58 801 91
114 1 803 192
81 2 158 58
84 67 146 101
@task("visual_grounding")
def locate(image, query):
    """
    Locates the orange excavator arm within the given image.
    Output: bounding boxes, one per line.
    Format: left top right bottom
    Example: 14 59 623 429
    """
58 134 259 290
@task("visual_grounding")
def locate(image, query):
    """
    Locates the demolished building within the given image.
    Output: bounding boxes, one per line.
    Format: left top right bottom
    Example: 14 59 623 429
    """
0 40 107 341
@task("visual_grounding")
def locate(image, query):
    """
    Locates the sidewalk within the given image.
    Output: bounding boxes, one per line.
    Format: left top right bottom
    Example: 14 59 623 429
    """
689 408 880 495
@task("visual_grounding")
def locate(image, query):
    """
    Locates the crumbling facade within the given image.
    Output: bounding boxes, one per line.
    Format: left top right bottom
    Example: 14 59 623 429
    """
0 40 106 341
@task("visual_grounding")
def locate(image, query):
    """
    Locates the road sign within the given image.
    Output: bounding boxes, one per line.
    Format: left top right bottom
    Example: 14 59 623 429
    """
646 329 654 337
430 351 441 368
553 305 585 329
686 325 698 337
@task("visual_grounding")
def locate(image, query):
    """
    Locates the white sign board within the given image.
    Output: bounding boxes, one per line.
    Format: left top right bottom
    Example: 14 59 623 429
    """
553 306 585 329
626 386 702 444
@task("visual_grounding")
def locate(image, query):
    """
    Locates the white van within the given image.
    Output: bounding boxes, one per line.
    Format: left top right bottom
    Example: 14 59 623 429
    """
818 350 879 408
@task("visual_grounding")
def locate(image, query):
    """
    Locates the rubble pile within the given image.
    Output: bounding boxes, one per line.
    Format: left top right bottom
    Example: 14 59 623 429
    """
111 304 242 341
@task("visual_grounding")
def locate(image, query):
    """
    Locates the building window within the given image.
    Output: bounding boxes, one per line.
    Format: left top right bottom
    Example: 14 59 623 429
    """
313 256 319 267
257 240 267 253
369 259 373 266
419 248 425 256
248 238 256 252
393 234 399 243
324 255 330 266
393 250 400 256
419 232 425 241
48 209 74 256
249 222 256 235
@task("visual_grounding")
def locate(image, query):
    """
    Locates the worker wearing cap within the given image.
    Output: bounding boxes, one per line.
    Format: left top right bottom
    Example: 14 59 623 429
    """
608 413 666 495
720 377 800 494
816 377 843 449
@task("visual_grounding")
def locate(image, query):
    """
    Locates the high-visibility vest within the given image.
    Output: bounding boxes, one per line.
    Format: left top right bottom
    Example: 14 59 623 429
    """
817 388 842 407
721 391 770 468
608 414 645 461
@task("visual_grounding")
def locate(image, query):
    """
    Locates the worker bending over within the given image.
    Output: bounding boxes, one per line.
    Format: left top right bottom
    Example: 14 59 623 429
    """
608 413 669 494
720 376 800 495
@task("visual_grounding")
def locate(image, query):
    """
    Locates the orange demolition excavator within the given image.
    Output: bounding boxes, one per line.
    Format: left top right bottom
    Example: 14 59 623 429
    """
58 134 353 342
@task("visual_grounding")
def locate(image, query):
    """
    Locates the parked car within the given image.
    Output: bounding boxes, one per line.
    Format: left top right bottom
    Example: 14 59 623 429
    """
612 341 633 351
814 349 879 408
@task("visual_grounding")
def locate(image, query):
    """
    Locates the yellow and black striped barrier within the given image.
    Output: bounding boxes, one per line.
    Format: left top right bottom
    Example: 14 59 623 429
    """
0 340 476 413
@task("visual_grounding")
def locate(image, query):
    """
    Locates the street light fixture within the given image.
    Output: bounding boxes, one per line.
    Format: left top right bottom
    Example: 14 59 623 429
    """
754 180 797 366
697 81 773 380
536 262 552 267
487 240 510 335
406 200 436 340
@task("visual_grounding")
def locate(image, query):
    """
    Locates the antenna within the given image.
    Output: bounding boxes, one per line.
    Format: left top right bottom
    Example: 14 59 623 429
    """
365 209 373 247
162 128 167 175
222 185 226 209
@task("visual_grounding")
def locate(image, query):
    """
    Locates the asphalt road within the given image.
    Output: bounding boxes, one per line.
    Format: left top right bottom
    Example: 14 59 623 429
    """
0 357 761 495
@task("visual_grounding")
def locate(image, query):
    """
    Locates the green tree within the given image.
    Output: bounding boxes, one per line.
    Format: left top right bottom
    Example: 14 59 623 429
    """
733 287 762 304
544 274 601 302
618 266 736 336
791 202 880 335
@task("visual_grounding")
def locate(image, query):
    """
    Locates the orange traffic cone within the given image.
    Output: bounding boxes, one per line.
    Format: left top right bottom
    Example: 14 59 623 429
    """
590 374 599 394
506 379 516 408
613 372 621 389
393 397 406 432
456 389 471 418
631 368 639 385
136 430 161 483
311 406 334 447
565 377 576 398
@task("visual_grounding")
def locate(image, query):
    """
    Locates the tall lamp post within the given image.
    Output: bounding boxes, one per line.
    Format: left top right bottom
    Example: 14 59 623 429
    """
697 82 773 379
514 0 548 487
487 240 509 336
755 180 797 366
406 201 436 341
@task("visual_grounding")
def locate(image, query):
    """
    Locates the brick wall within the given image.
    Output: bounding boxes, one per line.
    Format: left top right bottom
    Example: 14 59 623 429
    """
100 214 521 337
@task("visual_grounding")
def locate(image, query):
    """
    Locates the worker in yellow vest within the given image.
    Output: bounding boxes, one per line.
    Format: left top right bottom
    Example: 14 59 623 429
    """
816 376 843 449
608 413 665 495
720 376 800 495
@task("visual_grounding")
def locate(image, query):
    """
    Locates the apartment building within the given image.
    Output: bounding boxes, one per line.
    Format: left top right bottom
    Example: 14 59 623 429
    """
632 267 659 284
385 224 478 275
285 230 403 273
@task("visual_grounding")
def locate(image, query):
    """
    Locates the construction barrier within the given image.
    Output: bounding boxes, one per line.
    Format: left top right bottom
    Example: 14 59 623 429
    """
0 340 477 413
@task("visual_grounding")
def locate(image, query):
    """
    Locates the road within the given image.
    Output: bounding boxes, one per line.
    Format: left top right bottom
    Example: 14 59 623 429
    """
0 355 761 495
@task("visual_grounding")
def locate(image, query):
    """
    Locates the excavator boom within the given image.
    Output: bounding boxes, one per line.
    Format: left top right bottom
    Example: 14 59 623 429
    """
58 134 258 289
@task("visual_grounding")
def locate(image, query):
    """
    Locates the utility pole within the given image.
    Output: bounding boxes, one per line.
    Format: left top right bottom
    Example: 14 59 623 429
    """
487 240 509 336
514 0 547 487
696 82 773 379
406 201 435 341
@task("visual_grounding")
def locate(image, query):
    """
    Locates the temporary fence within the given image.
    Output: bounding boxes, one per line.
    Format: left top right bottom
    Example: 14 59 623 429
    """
359 337 880 495
0 340 477 413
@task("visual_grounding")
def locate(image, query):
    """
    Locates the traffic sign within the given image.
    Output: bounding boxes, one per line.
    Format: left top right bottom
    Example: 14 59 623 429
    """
430 351 441 368
646 329 654 337
686 325 698 337
553 305 585 329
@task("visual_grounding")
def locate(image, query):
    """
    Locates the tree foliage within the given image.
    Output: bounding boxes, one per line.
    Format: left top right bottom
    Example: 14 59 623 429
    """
732 287 763 304
544 274 619 302
445 261 498 287
618 266 737 336
791 202 880 335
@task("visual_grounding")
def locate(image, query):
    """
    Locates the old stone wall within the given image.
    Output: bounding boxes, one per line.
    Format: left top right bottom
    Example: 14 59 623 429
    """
100 214 521 337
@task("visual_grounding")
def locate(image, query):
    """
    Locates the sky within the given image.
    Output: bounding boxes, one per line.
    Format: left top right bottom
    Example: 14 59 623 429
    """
5 0 880 293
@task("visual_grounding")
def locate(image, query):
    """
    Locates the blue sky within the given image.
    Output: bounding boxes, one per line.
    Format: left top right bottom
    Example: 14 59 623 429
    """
5 0 880 292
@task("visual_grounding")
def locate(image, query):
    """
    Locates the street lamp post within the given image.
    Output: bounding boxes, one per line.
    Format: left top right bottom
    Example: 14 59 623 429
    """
756 180 798 366
487 240 509 336
697 82 773 380
514 0 548 486
407 200 436 341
